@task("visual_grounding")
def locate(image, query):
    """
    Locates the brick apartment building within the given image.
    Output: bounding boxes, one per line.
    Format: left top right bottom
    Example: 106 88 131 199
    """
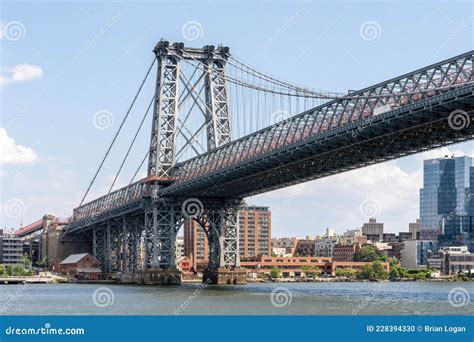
183 205 271 270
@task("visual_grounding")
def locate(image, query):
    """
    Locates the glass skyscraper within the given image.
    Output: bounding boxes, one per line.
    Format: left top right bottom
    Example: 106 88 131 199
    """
420 156 474 251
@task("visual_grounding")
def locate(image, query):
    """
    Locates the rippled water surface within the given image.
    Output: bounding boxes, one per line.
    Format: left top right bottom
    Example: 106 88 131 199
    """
0 282 473 315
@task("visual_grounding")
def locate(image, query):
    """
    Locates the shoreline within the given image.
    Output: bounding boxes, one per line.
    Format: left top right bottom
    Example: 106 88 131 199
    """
1 276 472 285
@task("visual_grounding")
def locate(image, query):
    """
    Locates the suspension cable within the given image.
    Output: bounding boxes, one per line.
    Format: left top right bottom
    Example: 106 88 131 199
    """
130 151 149 184
175 49 472 100
108 95 154 193
79 57 156 206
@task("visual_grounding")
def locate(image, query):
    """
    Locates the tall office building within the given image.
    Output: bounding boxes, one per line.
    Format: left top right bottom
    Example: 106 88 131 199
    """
361 218 384 242
184 205 271 269
420 156 474 250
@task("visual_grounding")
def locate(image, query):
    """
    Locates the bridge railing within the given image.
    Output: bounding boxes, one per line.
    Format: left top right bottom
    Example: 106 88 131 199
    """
172 51 473 183
72 180 149 223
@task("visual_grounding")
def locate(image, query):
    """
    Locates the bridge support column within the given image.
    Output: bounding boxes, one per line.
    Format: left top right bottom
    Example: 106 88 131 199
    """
142 200 183 285
93 226 108 273
202 204 246 285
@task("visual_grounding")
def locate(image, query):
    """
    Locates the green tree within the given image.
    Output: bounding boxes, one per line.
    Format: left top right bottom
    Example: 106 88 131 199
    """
354 246 384 262
38 257 48 271
23 255 32 269
0 264 4 276
372 260 388 279
335 268 357 278
270 267 282 279
389 267 400 280
357 261 388 280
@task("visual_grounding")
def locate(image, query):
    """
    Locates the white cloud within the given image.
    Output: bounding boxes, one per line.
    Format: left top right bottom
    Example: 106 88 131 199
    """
0 127 38 165
0 64 43 87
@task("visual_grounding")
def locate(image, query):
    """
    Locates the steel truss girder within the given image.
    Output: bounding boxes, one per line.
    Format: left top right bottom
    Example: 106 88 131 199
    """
171 51 473 184
144 200 183 269
162 84 474 198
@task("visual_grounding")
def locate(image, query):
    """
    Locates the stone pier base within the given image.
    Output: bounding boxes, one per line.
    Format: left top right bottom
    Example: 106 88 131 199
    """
140 269 182 285
202 268 247 285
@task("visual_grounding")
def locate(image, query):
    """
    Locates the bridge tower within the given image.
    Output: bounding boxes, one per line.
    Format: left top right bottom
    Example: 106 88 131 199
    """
143 40 244 285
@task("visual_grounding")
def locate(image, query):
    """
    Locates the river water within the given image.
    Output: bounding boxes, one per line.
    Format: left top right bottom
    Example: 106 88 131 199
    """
0 282 473 315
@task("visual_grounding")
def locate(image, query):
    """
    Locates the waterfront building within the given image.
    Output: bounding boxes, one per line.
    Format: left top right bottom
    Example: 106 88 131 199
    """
314 236 337 257
58 253 101 280
333 244 359 262
0 229 23 265
441 246 474 275
270 237 299 256
238 205 271 258
175 236 185 257
338 228 367 245
183 219 209 270
239 255 389 277
398 232 413 242
409 219 420 240
362 218 384 242
420 156 474 248
382 233 397 242
400 240 438 270
184 205 271 269
293 239 316 257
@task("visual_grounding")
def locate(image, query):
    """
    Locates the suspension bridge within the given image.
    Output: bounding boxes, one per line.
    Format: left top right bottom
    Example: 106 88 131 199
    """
64 41 474 284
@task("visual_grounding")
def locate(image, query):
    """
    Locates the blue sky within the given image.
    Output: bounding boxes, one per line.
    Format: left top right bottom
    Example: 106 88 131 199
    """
1 0 472 236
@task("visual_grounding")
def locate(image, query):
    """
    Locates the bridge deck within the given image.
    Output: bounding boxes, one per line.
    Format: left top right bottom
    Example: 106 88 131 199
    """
67 51 474 232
